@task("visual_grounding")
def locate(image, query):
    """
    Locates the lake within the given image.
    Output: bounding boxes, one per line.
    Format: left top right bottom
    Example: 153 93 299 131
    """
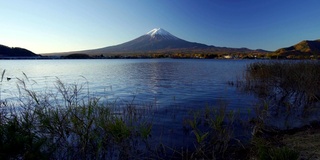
0 59 257 110
1 59 258 148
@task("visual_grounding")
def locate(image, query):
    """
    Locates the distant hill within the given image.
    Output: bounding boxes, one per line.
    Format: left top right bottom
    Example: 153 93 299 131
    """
47 28 269 57
274 39 320 57
62 54 92 59
0 44 39 58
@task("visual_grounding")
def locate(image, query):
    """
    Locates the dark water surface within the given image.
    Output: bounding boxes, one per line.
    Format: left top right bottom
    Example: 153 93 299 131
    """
0 59 257 110
1 59 259 148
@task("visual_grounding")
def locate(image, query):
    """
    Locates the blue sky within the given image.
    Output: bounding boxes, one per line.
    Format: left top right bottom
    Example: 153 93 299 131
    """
1 0 320 54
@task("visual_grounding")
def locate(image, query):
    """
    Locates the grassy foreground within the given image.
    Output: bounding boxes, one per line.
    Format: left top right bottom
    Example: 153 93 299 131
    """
243 61 320 129
1 61 320 159
241 60 320 160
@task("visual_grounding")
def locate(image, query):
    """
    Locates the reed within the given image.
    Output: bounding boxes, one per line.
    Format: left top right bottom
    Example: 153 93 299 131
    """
0 69 5 105
244 61 320 110
0 76 248 159
172 104 241 159
239 61 320 130
240 61 320 160
0 78 155 159
2 63 314 159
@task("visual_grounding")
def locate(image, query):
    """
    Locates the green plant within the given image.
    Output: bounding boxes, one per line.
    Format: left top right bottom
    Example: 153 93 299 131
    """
139 121 153 140
254 143 300 160
108 117 131 143
0 112 51 159
269 147 300 160
182 105 240 159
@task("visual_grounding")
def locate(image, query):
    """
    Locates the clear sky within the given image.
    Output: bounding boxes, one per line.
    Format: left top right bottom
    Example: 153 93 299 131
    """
1 0 320 54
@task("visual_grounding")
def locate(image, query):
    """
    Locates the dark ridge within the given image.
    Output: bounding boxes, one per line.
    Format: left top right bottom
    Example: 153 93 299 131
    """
0 44 39 57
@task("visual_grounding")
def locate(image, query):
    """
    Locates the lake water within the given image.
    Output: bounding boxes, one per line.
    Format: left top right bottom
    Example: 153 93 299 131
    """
1 59 258 148
0 59 257 110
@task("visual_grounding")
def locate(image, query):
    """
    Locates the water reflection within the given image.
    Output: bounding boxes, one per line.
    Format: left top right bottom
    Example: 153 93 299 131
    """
0 59 260 153
0 59 257 110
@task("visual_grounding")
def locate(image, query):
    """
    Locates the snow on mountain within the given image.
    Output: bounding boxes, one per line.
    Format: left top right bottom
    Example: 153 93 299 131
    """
146 28 178 40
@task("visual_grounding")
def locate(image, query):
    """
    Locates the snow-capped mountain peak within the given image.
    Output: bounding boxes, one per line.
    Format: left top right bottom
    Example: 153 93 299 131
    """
146 28 178 40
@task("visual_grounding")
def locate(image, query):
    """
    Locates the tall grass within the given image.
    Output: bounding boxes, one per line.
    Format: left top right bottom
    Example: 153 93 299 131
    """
1 64 311 159
241 61 320 130
235 61 320 160
0 77 156 159
0 74 245 159
180 104 240 159
0 69 6 106
245 61 320 109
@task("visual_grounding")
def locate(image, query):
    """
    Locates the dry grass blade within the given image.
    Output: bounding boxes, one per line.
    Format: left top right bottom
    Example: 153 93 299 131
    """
1 69 5 82
22 71 29 81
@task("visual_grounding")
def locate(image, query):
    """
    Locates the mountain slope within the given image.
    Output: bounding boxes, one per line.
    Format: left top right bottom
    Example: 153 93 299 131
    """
85 28 210 54
0 44 38 57
274 39 320 56
47 28 269 56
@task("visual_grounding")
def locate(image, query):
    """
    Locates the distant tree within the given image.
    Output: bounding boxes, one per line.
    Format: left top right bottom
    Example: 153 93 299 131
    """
63 54 92 59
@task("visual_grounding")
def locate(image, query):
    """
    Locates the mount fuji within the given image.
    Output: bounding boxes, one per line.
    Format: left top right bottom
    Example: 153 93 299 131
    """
48 28 268 56
85 28 210 54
